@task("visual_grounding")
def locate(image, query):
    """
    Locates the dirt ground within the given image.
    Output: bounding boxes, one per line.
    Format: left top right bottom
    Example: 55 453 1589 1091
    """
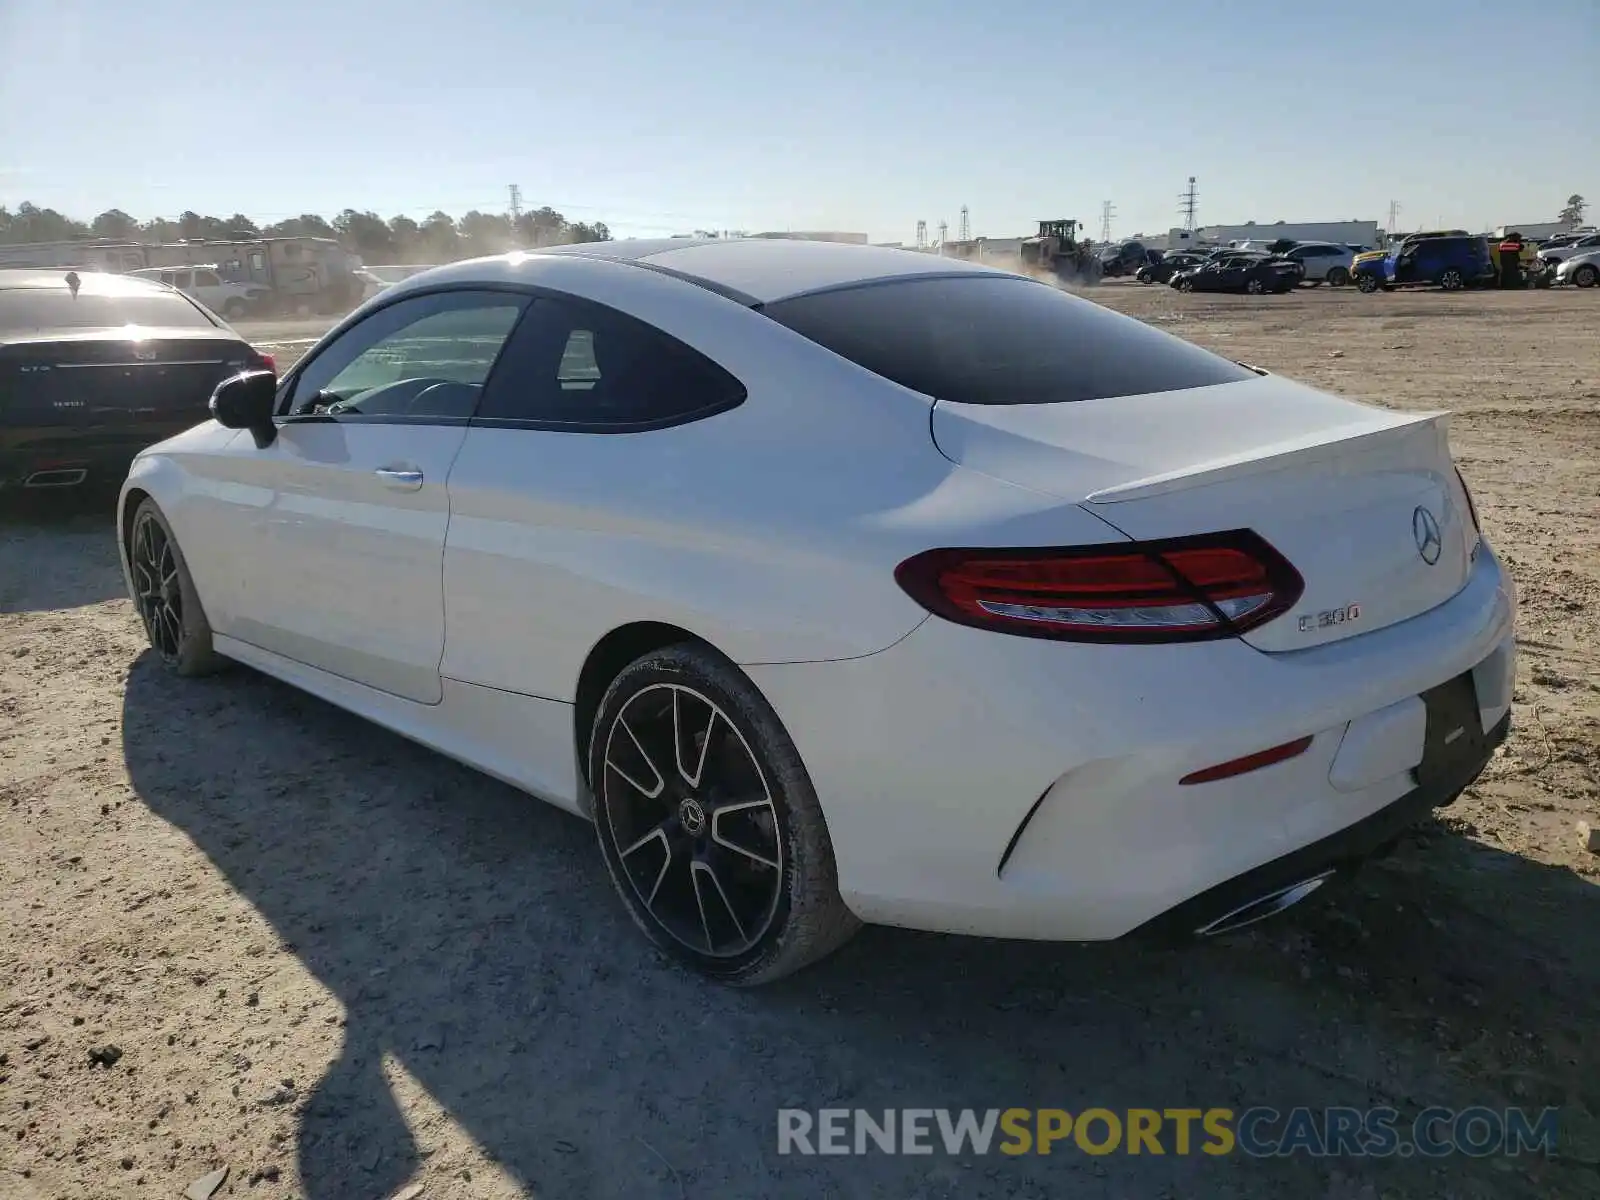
2 285 1597 1200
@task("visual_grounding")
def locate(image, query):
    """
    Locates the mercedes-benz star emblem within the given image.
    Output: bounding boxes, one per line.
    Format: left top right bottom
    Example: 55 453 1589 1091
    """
1413 505 1443 565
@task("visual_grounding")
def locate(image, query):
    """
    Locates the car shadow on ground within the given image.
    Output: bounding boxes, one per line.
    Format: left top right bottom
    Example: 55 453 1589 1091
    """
0 487 127 614
120 653 1598 1199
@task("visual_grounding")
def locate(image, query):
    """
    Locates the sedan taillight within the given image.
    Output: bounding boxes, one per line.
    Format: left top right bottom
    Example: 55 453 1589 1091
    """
894 530 1304 643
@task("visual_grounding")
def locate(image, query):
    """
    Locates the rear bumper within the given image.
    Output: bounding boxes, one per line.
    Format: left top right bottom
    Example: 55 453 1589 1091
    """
0 423 196 489
1128 710 1509 940
745 543 1516 942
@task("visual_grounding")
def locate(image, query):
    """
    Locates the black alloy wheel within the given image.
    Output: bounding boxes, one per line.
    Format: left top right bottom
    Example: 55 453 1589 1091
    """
1245 278 1265 295
1439 268 1464 291
131 507 183 662
128 499 224 676
590 644 858 984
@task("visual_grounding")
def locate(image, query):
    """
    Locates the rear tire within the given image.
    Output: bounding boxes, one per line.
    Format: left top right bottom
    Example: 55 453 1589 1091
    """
1574 264 1598 288
127 499 225 677
1327 267 1350 287
1439 268 1464 291
589 643 860 985
1245 278 1265 295
222 298 249 321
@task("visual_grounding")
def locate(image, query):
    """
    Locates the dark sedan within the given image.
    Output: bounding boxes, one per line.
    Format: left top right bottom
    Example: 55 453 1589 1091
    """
1 270 270 492
1170 254 1298 295
1137 251 1209 284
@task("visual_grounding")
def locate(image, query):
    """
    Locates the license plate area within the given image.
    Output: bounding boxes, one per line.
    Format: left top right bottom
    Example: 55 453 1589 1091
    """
1416 671 1486 792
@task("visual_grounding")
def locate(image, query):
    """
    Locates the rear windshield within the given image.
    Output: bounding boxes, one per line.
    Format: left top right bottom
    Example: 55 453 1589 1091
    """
0 288 217 335
762 275 1256 405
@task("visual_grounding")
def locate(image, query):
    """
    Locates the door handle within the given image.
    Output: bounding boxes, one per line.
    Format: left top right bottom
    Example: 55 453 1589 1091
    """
375 466 424 491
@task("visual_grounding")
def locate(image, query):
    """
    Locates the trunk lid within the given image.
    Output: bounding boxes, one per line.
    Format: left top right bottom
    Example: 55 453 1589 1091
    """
0 328 254 428
929 375 1477 651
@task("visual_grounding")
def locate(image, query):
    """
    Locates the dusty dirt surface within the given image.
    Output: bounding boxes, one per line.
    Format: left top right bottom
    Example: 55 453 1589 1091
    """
2 285 1597 1200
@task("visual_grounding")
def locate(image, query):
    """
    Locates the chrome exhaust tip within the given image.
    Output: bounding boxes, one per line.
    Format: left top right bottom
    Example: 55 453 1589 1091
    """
22 468 88 488
1195 869 1337 938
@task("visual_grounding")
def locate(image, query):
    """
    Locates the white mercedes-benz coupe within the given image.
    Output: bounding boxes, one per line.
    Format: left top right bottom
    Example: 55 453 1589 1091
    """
117 238 1516 984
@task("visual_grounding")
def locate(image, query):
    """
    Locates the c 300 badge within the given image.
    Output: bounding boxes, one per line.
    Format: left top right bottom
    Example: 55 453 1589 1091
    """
1299 603 1361 633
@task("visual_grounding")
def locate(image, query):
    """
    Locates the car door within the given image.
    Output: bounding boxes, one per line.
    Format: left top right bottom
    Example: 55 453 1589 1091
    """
213 288 531 703
1393 244 1422 284
440 291 747 704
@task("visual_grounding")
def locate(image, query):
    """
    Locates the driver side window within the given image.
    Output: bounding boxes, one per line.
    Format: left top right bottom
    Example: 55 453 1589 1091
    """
284 290 529 423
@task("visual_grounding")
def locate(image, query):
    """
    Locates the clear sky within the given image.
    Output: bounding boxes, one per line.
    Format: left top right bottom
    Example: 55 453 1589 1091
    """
1 0 1595 241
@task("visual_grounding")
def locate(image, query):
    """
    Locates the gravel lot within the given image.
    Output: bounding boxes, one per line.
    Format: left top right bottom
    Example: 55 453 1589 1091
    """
2 284 1597 1199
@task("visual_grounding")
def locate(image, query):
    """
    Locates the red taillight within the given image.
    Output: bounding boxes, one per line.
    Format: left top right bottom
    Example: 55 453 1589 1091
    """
1180 736 1314 785
254 351 276 372
894 530 1303 643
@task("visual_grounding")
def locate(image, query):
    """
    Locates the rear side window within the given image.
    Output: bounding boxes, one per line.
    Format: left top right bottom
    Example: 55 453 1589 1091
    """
762 276 1255 406
476 295 746 430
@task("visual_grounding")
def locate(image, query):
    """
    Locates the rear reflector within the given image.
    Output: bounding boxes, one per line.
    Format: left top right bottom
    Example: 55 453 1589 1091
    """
894 530 1303 643
1180 736 1314 785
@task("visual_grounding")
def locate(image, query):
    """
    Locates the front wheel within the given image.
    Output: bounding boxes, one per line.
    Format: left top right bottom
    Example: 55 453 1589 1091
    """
1574 264 1598 288
589 644 860 985
1327 267 1350 287
222 298 249 320
1177 278 1194 292
1356 273 1381 293
1245 278 1265 295
1439 268 1464 291
127 499 225 676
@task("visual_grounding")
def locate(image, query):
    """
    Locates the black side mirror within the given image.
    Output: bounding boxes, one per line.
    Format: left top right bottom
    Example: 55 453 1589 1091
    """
211 370 278 448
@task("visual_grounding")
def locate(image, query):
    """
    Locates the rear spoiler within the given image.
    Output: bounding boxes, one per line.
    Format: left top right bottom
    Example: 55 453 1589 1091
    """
1085 410 1450 505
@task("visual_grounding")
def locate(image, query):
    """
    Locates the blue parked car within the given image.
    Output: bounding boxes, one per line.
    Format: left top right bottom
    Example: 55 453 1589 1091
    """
1353 235 1495 293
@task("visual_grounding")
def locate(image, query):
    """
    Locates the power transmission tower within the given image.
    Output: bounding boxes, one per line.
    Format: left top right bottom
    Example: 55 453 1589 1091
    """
915 219 927 250
1178 176 1199 231
508 184 522 223
1099 201 1116 244
958 206 970 242
937 220 949 251
1387 200 1401 235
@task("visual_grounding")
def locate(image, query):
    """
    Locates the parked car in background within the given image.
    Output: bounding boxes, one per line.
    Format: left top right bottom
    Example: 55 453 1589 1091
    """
1354 236 1495 293
1352 230 1469 279
1537 231 1600 269
1170 254 1297 294
1 269 270 492
1138 250 1209 284
1282 242 1355 287
1532 230 1593 252
1553 248 1600 288
130 265 271 320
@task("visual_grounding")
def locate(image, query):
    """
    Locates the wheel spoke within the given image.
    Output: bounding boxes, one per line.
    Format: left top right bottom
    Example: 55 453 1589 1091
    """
672 687 716 788
711 798 780 870
618 821 674 910
691 859 746 949
606 717 665 799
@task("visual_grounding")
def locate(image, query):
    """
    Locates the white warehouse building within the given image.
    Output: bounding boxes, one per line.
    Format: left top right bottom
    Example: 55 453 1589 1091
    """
1163 220 1381 251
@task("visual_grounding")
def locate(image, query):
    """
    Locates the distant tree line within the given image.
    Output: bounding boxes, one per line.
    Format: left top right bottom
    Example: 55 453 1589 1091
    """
0 202 612 262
